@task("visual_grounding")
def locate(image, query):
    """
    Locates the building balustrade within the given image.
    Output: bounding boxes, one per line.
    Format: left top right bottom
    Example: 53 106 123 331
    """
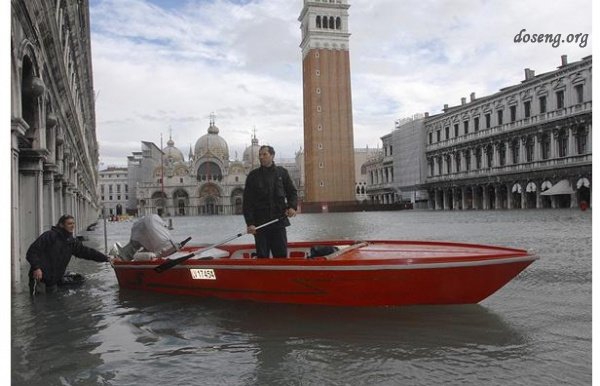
427 153 591 183
426 101 592 152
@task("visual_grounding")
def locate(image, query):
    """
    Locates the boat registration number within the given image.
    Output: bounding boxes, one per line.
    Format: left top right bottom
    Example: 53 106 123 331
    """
190 269 216 280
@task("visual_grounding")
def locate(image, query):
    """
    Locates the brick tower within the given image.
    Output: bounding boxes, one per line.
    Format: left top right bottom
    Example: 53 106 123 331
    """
298 0 356 206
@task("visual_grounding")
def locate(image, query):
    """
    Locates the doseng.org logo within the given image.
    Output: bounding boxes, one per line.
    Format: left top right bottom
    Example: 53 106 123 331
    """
514 29 588 48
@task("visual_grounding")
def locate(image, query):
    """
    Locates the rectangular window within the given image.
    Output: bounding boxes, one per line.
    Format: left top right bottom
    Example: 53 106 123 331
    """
524 101 531 118
453 124 458 137
125 184 128 193
463 121 469 134
556 90 564 109
497 110 503 125
575 84 584 103
436 130 441 142
510 105 516 122
117 184 121 193
539 96 547 113
445 127 449 140
428 132 432 144
474 117 479 131
117 195 121 200
485 113 491 128
100 184 104 194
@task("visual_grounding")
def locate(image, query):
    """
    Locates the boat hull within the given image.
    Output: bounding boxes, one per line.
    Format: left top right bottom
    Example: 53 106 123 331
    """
112 240 536 307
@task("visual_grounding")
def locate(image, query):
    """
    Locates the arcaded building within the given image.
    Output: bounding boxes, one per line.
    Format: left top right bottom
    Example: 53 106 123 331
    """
424 55 592 210
11 0 101 281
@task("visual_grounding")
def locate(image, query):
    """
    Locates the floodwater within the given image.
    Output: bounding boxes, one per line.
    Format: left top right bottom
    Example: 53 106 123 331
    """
11 209 591 385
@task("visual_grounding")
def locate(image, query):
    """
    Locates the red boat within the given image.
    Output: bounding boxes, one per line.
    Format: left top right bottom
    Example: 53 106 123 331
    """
111 239 537 307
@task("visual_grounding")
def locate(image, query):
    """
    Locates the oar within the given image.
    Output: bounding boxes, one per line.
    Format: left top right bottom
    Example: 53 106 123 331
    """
153 217 284 273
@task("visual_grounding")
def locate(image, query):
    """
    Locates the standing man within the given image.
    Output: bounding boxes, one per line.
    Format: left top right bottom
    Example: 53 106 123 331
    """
26 214 112 294
243 145 298 258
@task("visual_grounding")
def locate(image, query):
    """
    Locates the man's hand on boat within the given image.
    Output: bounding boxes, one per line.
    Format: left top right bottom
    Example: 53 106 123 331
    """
247 209 296 235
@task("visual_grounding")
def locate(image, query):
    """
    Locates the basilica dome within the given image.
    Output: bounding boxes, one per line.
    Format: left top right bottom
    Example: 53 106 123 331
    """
162 137 185 164
242 133 261 168
194 119 229 161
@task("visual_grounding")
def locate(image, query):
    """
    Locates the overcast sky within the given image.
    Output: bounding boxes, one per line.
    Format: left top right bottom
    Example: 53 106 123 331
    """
89 0 593 167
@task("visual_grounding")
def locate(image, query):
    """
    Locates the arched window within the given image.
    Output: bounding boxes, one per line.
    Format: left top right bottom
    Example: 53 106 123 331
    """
316 16 321 28
498 143 506 166
540 133 550 159
322 15 328 28
197 162 223 181
329 16 334 29
511 139 520 164
486 144 493 167
576 127 587 154
557 130 568 157
336 17 341 29
526 136 534 162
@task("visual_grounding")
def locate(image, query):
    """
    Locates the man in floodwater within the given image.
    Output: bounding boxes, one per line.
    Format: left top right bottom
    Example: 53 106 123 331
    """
26 214 111 294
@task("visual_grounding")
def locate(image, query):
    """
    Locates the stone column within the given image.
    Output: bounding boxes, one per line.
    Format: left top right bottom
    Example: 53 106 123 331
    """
462 186 468 210
493 143 499 168
570 184 578 208
494 185 502 209
42 168 56 230
521 188 527 209
506 140 513 166
11 118 27 282
482 186 489 210
568 126 576 156
507 184 513 209
18 149 48 271
551 129 559 159
536 189 542 209
54 177 62 217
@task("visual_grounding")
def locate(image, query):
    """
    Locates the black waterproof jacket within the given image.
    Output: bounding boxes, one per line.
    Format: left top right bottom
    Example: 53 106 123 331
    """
243 163 298 228
26 226 109 286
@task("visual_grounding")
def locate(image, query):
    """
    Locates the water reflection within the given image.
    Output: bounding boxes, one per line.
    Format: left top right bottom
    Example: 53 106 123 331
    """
12 288 108 385
108 290 527 385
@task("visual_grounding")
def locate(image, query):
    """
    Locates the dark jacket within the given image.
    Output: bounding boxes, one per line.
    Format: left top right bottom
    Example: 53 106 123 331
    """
26 226 108 286
243 163 298 228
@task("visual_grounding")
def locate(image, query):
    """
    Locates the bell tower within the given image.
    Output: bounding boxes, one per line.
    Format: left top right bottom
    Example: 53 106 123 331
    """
298 0 356 205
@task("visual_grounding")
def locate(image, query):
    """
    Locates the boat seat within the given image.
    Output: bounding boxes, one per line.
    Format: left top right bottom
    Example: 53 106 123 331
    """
191 247 230 259
230 248 257 259
164 248 230 260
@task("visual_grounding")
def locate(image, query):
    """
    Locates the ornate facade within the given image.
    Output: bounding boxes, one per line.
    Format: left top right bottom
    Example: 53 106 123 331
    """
129 117 272 217
11 0 101 281
424 55 592 210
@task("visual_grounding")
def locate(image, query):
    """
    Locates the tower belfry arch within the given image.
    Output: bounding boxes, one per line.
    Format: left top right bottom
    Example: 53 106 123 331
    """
299 0 356 205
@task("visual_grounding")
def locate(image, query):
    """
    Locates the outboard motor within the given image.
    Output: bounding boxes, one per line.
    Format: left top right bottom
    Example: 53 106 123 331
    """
113 215 185 261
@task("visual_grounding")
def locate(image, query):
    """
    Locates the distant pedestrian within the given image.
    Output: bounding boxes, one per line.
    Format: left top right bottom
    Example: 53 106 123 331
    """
26 214 111 294
243 145 297 258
